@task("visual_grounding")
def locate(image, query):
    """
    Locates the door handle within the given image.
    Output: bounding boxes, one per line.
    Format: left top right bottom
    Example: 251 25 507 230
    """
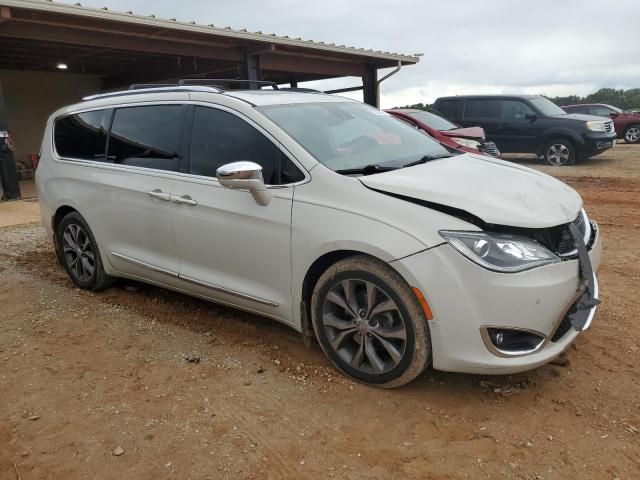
171 194 198 206
146 189 171 201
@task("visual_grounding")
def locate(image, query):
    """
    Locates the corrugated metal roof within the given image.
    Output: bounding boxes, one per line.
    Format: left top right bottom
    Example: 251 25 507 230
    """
1 0 420 64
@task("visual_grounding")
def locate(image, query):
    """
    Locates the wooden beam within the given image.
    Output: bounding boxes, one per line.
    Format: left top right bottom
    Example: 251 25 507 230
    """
260 53 365 77
0 21 244 61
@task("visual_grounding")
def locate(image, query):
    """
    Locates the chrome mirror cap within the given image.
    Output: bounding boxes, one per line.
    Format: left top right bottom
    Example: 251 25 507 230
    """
216 161 271 206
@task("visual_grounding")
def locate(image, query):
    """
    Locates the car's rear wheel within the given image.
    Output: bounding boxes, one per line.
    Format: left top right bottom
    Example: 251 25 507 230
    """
310 255 431 388
543 138 576 166
623 124 640 144
57 212 114 291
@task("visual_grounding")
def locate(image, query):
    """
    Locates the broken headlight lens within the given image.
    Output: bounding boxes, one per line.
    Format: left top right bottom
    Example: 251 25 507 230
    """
450 137 481 149
440 231 560 273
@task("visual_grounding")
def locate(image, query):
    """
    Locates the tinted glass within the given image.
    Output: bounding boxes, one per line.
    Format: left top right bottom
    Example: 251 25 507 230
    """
563 105 586 114
499 100 535 119
107 105 183 171
54 110 108 160
189 106 304 185
465 99 500 119
407 111 458 130
259 102 451 172
589 106 614 117
528 97 566 116
436 100 458 120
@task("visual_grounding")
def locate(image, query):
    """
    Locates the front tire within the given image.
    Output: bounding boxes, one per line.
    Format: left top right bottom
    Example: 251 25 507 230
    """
56 212 114 291
543 138 576 166
310 255 431 388
623 124 640 144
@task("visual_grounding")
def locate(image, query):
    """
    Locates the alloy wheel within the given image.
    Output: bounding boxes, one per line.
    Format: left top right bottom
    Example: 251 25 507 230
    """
321 279 408 375
62 223 96 282
625 127 640 143
546 143 571 166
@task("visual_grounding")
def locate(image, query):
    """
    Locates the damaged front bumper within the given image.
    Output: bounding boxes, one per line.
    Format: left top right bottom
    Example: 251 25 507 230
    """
391 221 602 375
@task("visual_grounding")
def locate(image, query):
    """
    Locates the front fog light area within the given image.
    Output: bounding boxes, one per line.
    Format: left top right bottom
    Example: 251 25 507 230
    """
440 230 560 273
483 327 545 356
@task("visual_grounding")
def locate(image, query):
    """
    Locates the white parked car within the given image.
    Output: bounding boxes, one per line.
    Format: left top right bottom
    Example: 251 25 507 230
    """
36 83 602 388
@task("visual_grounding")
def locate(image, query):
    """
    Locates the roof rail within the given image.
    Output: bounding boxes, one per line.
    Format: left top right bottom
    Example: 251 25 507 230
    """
82 85 224 101
177 78 279 90
128 83 175 90
279 87 322 93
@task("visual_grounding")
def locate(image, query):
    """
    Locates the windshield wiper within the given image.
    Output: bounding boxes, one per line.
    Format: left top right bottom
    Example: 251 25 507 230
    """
403 153 455 168
335 164 398 176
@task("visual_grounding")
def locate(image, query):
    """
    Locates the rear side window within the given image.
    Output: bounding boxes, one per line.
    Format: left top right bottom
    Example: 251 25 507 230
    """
54 110 109 160
465 99 500 119
189 106 304 185
435 100 458 120
107 105 184 171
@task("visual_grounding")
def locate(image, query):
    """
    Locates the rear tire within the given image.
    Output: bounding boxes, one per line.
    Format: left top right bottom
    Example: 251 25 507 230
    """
543 138 576 166
310 255 431 388
56 212 114 291
623 124 640 144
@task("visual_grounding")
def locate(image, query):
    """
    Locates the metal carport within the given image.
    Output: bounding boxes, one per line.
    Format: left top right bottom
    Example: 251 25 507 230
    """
0 1 420 199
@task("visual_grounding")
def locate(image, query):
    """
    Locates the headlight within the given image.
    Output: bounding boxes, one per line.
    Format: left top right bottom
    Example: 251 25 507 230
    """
586 121 606 132
440 231 560 273
451 137 481 149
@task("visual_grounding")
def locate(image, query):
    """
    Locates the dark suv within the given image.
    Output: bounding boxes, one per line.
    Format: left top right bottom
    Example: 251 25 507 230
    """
433 95 617 166
562 103 640 144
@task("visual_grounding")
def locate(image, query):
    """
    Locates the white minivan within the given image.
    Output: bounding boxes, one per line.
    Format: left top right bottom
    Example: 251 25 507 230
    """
36 83 602 388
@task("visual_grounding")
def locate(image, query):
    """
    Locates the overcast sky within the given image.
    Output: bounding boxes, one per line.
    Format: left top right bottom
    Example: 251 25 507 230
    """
61 0 640 108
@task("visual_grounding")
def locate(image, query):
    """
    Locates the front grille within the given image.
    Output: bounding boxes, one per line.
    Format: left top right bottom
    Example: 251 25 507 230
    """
526 212 588 257
479 141 500 157
554 213 587 255
492 212 592 258
605 121 613 133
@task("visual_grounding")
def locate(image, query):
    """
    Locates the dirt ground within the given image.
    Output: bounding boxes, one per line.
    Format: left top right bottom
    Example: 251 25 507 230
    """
1 143 639 479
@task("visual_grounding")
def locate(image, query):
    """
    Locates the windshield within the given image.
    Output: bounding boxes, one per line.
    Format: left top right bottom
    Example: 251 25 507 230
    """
406 110 458 131
605 104 623 113
529 97 567 116
258 102 451 172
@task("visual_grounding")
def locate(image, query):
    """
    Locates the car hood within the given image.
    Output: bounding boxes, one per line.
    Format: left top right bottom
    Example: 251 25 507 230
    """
558 113 612 123
358 154 582 228
440 126 485 140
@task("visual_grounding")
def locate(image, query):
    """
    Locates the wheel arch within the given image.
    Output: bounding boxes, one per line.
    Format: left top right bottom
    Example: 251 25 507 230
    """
299 249 406 344
538 129 582 155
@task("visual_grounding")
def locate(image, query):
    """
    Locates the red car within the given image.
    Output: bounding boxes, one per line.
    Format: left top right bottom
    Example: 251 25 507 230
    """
386 109 500 157
562 103 640 144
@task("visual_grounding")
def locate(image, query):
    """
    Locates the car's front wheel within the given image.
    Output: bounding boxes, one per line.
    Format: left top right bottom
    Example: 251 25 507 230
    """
57 211 114 291
623 124 640 144
310 255 431 388
543 138 576 166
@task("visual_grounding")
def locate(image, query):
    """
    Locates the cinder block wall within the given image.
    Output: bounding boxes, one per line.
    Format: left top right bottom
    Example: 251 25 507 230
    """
0 70 102 170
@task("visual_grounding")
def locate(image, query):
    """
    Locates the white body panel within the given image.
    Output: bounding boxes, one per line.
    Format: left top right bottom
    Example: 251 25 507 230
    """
36 88 602 376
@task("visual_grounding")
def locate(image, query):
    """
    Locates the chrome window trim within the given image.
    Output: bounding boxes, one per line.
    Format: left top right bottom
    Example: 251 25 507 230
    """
184 100 311 187
51 99 311 188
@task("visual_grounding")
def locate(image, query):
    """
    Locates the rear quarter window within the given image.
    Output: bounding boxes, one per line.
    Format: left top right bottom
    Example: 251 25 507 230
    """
54 110 109 160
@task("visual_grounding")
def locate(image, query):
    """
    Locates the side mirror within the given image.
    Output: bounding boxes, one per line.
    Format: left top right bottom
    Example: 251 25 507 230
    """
609 112 619 118
524 113 538 121
216 161 271 206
